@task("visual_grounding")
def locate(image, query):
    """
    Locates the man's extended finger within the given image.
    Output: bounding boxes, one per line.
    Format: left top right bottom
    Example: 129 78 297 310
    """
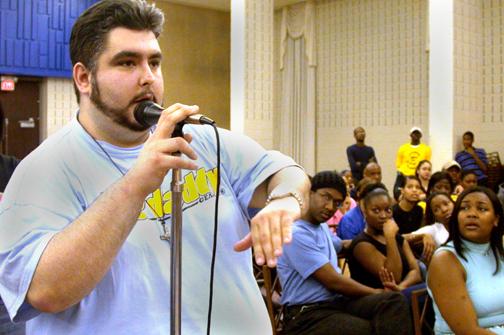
280 212 293 244
269 214 283 258
257 215 275 267
251 220 266 266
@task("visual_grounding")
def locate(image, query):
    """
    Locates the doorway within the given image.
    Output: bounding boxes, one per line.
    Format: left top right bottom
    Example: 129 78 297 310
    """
0 76 41 159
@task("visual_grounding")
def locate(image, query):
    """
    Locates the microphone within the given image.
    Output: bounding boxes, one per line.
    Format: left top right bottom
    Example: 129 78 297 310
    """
134 100 215 128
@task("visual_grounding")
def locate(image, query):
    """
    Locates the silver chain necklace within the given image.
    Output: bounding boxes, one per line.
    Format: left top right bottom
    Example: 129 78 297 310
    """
81 120 171 241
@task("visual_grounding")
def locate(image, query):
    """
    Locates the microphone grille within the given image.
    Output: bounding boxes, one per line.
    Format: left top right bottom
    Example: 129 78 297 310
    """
134 100 158 127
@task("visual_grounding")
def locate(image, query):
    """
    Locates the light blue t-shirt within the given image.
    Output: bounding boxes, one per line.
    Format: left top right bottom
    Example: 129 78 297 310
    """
0 117 297 335
277 220 342 306
427 240 504 334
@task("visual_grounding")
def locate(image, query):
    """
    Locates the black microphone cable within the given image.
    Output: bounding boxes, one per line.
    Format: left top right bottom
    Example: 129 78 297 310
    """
134 101 221 334
206 123 220 335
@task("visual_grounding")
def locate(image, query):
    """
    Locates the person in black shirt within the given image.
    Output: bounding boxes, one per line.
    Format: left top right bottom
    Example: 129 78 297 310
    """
393 176 423 234
346 127 377 182
348 187 421 290
0 154 20 193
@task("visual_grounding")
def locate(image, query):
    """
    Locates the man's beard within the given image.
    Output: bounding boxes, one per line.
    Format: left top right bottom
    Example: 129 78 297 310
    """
90 76 150 132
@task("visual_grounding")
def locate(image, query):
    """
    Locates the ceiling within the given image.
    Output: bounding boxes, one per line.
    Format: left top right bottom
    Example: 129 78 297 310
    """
157 0 306 12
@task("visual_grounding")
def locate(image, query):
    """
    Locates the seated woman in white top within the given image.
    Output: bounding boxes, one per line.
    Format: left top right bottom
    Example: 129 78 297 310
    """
405 192 454 264
428 186 504 335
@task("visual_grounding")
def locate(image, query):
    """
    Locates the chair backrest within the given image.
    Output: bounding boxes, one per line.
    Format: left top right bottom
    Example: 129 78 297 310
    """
261 265 283 335
411 287 433 335
486 152 503 191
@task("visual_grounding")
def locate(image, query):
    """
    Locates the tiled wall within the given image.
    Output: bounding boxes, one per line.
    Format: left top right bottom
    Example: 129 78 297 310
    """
39 77 77 139
480 0 504 159
314 0 429 188
453 0 483 147
244 0 274 148
273 9 283 150
453 0 504 159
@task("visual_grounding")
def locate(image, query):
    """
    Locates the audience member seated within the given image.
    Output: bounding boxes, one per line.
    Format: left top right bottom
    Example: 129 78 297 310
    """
427 187 504 334
277 171 413 335
337 180 385 240
455 131 489 186
363 162 382 183
326 193 356 235
405 192 454 265
341 169 355 193
346 126 377 183
348 187 422 291
460 169 478 192
415 159 432 200
393 176 424 234
427 171 455 198
0 154 20 194
442 160 463 195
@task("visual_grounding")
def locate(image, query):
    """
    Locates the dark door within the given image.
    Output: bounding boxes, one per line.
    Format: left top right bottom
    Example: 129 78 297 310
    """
0 76 40 159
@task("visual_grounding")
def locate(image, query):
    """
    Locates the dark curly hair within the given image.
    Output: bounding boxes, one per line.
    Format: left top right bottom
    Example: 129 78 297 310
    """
311 170 347 199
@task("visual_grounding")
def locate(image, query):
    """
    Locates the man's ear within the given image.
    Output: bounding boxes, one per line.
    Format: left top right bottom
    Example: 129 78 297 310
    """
73 62 92 97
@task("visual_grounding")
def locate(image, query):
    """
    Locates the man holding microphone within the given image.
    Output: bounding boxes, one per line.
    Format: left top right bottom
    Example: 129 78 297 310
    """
0 1 309 334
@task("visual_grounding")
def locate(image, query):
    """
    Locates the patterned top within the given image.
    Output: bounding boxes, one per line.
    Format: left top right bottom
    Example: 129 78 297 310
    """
455 148 488 181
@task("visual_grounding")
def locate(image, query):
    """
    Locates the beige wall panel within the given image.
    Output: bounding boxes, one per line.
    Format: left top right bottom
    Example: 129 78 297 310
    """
158 2 230 129
453 0 483 150
273 9 282 150
315 0 429 189
479 0 504 159
244 0 274 149
40 78 78 140
452 0 504 159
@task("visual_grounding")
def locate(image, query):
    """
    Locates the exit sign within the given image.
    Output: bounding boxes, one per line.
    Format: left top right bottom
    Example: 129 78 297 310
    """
1 78 15 91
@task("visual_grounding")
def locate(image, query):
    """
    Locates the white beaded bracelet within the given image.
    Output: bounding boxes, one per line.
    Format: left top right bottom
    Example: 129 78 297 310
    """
265 191 304 209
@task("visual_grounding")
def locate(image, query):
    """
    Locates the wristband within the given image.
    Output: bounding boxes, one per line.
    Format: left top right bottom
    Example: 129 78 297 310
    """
265 191 304 209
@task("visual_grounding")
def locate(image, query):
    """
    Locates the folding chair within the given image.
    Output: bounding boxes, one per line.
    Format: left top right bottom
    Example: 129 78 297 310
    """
486 152 503 191
257 264 284 335
411 287 434 335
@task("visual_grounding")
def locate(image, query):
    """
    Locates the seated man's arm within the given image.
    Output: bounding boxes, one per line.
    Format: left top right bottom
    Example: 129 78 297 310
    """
331 235 343 253
312 263 380 297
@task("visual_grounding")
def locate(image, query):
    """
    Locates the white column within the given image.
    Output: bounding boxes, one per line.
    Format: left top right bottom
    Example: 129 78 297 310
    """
428 0 454 171
230 0 245 133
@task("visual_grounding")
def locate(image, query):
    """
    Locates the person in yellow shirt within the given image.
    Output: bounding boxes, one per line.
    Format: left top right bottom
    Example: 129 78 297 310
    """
393 127 432 200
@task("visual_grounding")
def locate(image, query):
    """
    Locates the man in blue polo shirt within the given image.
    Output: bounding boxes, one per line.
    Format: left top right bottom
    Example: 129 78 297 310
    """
455 131 488 186
277 171 412 335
